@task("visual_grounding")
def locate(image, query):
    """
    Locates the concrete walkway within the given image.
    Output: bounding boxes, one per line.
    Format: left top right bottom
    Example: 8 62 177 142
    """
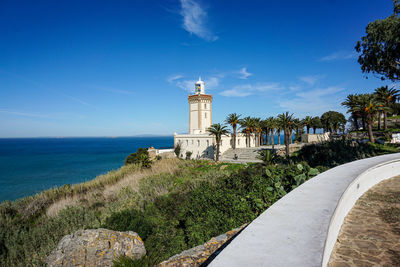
220 145 286 163
209 153 400 267
328 176 400 266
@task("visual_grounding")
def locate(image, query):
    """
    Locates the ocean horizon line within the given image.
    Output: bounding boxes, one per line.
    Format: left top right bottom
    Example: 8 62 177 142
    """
0 134 175 139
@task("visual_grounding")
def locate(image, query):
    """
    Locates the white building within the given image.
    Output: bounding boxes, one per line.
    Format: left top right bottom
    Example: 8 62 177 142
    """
174 78 257 160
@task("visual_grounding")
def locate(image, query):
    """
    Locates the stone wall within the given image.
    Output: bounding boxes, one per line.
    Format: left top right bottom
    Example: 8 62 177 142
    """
157 224 247 266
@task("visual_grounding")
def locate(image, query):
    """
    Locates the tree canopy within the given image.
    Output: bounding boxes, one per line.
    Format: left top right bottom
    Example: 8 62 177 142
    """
321 111 346 133
355 0 400 81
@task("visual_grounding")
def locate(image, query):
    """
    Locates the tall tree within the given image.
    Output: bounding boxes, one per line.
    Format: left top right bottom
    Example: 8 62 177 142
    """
357 94 371 130
239 116 253 147
355 0 400 81
375 86 400 130
277 112 294 158
276 124 281 145
251 118 261 147
260 119 270 145
341 94 360 131
311 116 322 134
225 113 241 149
207 123 229 162
363 96 380 142
265 116 275 145
302 116 312 134
293 118 302 142
321 111 346 133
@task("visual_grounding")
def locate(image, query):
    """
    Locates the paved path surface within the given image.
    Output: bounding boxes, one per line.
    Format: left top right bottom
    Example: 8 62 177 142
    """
328 176 400 267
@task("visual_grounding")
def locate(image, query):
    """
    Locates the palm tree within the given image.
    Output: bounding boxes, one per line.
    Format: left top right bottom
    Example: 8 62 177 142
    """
293 118 302 143
265 117 275 145
267 117 276 148
364 96 380 142
303 116 312 134
260 119 270 145
375 86 400 130
356 94 371 130
239 116 254 147
252 117 262 147
207 123 230 162
225 113 241 149
277 112 294 158
341 94 360 131
276 124 281 145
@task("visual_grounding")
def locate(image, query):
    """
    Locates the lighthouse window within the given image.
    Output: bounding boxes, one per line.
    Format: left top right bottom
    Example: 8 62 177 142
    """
197 140 200 147
207 140 209 146
192 140 194 145
204 104 207 109
186 140 188 146
205 112 207 118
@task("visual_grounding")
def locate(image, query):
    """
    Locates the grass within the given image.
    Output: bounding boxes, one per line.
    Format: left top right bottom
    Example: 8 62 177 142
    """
0 157 244 266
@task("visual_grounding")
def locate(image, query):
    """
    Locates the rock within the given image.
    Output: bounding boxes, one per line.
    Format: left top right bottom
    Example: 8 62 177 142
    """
46 228 146 267
157 224 247 267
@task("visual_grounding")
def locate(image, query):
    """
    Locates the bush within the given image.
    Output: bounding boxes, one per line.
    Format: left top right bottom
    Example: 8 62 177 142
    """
102 209 153 240
125 148 152 168
257 150 279 165
185 151 192 160
174 142 181 157
295 140 400 168
104 162 320 264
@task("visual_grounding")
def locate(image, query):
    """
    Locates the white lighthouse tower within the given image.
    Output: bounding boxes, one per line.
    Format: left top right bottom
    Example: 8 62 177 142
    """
174 76 254 160
188 77 212 134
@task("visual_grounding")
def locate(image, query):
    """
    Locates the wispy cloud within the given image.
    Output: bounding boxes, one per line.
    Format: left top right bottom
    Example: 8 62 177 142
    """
0 108 51 118
299 75 324 86
320 51 357 62
220 83 282 97
60 94 97 109
237 67 252 79
277 86 346 116
167 74 184 83
179 0 218 42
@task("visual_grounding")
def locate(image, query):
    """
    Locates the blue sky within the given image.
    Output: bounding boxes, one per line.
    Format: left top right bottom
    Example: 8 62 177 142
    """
0 0 397 137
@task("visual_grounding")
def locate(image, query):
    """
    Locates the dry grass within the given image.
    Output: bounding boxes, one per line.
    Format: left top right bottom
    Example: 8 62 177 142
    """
46 195 80 217
46 158 181 217
104 157 179 198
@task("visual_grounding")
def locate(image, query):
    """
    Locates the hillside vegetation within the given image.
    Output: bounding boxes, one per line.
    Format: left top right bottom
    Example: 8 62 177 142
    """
1 141 400 266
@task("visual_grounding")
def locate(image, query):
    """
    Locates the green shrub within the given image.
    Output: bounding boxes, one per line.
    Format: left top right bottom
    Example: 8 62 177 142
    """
295 140 400 168
125 148 152 168
257 150 279 165
174 142 181 157
103 162 319 264
103 209 152 240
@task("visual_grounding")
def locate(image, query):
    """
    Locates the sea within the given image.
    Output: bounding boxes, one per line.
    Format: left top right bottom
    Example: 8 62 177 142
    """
0 137 173 203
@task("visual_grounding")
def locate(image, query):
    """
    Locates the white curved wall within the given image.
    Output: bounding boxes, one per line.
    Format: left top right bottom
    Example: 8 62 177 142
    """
209 153 400 267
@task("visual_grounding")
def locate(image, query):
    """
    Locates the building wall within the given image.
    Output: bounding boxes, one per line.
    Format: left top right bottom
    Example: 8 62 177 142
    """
301 133 330 143
174 133 257 160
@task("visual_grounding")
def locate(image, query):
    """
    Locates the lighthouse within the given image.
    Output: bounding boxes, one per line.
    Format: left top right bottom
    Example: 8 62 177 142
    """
188 77 212 134
174 76 254 160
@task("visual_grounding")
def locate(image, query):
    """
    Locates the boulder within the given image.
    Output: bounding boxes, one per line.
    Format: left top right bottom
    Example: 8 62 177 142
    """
46 228 146 267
